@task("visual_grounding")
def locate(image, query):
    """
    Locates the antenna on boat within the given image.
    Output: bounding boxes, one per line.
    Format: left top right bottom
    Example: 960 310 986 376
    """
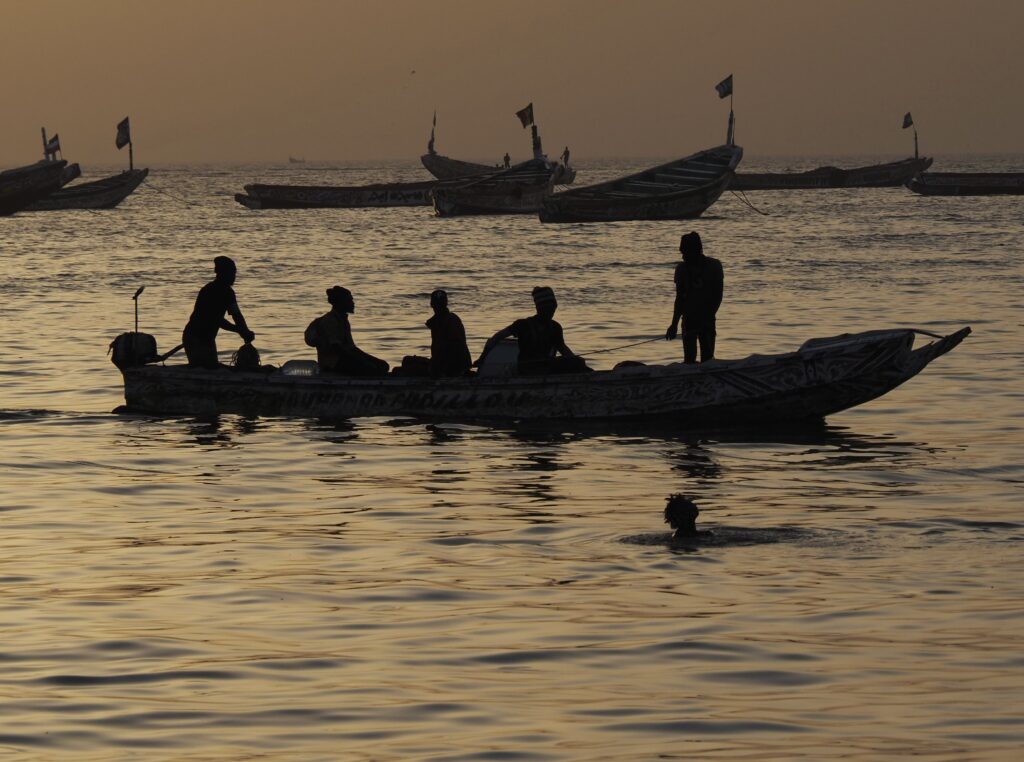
133 286 145 333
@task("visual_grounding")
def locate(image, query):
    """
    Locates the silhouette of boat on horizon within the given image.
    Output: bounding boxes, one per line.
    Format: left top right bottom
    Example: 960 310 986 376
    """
0 159 69 215
431 159 557 216
907 171 1024 196
539 144 742 223
732 156 932 190
27 168 149 210
114 327 969 425
235 179 438 209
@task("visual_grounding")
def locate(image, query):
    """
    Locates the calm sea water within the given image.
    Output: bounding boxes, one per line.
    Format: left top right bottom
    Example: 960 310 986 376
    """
0 155 1021 759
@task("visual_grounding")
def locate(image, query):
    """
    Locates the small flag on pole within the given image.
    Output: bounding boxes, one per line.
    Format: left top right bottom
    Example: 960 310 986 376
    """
45 134 61 156
902 112 914 129
116 117 132 149
515 102 534 128
715 74 733 99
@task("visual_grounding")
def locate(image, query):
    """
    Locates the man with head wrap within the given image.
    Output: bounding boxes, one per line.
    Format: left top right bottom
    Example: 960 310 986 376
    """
304 286 389 376
426 290 472 377
665 231 723 363
182 256 255 369
476 286 590 375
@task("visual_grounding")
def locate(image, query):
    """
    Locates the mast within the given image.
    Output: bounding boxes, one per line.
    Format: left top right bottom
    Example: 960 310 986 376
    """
727 90 735 146
41 127 48 161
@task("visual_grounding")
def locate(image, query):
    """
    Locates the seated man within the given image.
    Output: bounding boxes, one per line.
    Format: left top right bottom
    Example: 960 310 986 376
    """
476 286 589 375
304 286 389 376
426 289 472 377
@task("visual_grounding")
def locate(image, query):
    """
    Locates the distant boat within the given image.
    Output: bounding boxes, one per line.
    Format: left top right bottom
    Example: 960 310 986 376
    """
0 159 68 216
235 179 438 209
431 159 556 217
732 157 932 190
907 171 1024 196
288 156 305 164
27 168 149 211
539 144 742 223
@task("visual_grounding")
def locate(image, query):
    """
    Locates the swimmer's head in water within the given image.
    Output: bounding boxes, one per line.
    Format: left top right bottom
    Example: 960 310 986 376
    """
664 494 700 536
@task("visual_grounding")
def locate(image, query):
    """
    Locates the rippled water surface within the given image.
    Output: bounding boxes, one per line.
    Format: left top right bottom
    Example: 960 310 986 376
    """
0 155 1021 759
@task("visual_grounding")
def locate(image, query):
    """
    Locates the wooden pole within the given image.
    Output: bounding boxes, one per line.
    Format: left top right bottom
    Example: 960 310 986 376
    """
41 127 48 160
129 140 134 171
914 128 919 159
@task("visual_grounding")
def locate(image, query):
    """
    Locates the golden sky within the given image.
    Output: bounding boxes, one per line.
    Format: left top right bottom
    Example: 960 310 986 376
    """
2 0 1021 165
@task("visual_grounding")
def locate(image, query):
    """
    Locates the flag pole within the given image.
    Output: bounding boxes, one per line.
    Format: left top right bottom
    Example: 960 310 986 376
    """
913 127 919 159
41 127 47 160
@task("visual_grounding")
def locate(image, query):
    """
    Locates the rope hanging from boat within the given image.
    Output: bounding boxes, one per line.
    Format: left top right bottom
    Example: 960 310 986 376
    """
578 337 663 357
140 179 202 208
730 188 769 215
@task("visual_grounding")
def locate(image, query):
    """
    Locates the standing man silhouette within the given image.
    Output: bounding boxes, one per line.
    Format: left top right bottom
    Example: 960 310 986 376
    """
665 232 723 363
182 256 255 368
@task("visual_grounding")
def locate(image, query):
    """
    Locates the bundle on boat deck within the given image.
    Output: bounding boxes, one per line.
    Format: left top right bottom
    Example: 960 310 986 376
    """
431 160 557 216
907 171 1024 196
235 179 438 209
116 327 969 425
538 144 742 223
26 168 149 210
732 156 933 190
0 159 68 216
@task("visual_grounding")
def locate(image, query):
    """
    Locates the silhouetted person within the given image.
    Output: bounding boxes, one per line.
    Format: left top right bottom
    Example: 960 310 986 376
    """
665 231 723 363
477 286 589 375
182 256 255 369
304 286 389 376
503 152 511 169
426 290 472 377
664 494 711 539
561 146 570 165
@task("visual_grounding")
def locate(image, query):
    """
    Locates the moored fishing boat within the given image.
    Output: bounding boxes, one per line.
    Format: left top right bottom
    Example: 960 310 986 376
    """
235 179 438 209
431 159 556 216
0 159 68 216
26 168 149 210
732 156 932 190
538 144 742 223
114 327 969 425
907 171 1024 196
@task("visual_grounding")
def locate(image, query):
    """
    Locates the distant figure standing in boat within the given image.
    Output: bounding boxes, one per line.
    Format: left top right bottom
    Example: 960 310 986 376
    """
503 152 511 169
427 289 472 377
665 231 723 363
304 286 389 376
182 256 255 369
561 146 570 165
477 286 589 375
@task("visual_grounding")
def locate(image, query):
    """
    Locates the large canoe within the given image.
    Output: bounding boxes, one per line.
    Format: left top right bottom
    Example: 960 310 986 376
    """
421 151 576 185
26 168 149 210
732 157 932 190
539 144 742 223
236 179 438 209
116 327 969 425
431 160 556 216
0 159 68 216
907 172 1024 196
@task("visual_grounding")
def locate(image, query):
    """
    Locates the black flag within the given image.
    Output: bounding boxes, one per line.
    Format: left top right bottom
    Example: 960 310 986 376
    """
116 117 131 149
45 134 61 157
715 75 733 99
515 103 534 128
902 112 914 129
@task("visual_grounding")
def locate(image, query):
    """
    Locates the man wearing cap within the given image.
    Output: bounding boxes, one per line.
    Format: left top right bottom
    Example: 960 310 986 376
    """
665 232 723 363
477 286 589 375
426 290 472 377
182 256 255 369
304 286 389 376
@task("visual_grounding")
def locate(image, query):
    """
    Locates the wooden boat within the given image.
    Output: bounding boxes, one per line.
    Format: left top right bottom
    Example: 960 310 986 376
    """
422 151 576 185
732 157 932 190
431 160 556 216
235 179 437 209
0 159 68 216
539 144 742 223
907 172 1024 196
26 168 148 211
115 327 969 425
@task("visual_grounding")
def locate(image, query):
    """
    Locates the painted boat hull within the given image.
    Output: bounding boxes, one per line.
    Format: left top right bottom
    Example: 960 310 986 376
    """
907 172 1024 196
539 145 741 222
0 160 68 215
119 328 969 425
26 168 148 210
236 179 438 209
732 157 933 190
431 161 555 216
